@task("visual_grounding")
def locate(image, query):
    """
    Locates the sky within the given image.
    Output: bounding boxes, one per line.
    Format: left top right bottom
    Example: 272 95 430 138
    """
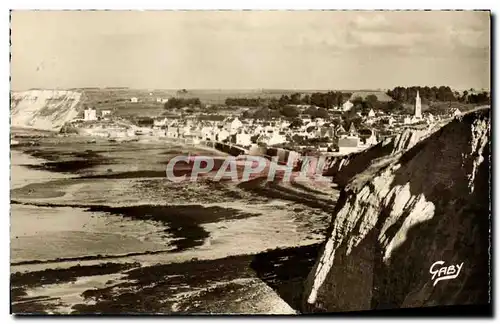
10 10 490 91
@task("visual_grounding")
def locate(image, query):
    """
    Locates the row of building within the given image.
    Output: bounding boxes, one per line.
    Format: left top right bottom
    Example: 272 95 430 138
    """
78 91 461 155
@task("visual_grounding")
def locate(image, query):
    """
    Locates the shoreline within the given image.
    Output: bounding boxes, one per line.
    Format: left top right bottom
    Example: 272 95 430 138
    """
9 130 337 314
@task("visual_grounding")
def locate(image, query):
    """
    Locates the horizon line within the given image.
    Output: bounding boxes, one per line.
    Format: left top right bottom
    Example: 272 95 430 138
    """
10 86 491 92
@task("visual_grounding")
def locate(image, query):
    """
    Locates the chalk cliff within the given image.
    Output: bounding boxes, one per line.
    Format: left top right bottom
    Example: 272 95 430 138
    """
303 109 490 312
324 125 443 187
11 90 83 131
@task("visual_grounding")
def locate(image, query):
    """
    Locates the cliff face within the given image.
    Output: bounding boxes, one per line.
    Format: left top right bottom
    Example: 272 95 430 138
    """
303 109 490 312
324 127 434 187
11 90 83 131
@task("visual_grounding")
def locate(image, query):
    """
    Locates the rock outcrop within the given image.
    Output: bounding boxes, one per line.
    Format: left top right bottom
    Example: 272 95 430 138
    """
11 90 83 131
324 125 444 187
303 109 490 312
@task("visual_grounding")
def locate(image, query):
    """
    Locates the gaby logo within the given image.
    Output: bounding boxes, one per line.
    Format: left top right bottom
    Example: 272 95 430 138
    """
429 261 464 286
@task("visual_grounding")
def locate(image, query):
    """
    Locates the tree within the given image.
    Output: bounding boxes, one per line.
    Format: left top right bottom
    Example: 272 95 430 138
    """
351 96 364 107
365 94 379 109
468 91 490 105
241 110 252 119
252 107 281 119
387 100 404 113
164 97 201 109
458 90 468 103
279 95 291 107
387 85 459 103
302 94 311 105
303 106 318 117
267 98 280 110
289 118 303 129
315 107 329 119
342 115 362 130
342 104 359 120
310 93 323 107
290 93 302 105
164 97 180 109
225 97 261 107
280 105 300 118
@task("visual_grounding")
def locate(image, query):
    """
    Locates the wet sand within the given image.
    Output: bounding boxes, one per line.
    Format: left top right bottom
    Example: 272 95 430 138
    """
10 131 338 314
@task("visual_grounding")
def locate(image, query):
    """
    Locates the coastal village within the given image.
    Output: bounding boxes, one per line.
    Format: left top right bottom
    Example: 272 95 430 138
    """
9 9 492 316
71 90 466 157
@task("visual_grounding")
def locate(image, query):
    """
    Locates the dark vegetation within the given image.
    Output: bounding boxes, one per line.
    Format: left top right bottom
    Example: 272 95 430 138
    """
386 86 490 105
225 97 262 107
86 87 489 123
11 243 322 314
164 97 201 109
86 205 260 252
11 263 140 288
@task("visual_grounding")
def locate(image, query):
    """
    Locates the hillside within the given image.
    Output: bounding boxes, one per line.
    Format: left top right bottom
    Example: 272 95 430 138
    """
302 108 491 312
11 90 83 131
350 91 394 102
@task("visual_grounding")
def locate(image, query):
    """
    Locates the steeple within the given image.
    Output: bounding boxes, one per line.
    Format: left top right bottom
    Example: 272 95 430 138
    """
415 91 422 119
348 122 357 135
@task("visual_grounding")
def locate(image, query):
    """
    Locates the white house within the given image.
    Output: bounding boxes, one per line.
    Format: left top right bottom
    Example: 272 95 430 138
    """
301 117 312 124
342 100 354 112
153 117 168 127
236 130 252 147
411 115 424 124
315 118 326 127
101 110 112 118
258 132 287 146
217 129 230 142
365 133 378 146
84 107 97 121
166 127 179 138
130 97 138 103
198 126 212 141
336 124 347 137
427 113 435 123
367 108 376 118
156 98 169 104
263 125 277 135
451 108 462 117
317 126 335 139
280 120 291 129
227 117 243 134
253 125 264 135
348 123 358 136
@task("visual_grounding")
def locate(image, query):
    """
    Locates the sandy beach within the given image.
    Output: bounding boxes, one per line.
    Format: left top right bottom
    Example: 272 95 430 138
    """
10 133 337 314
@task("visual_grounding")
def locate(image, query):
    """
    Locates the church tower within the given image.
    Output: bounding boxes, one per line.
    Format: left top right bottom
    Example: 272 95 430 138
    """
415 91 422 119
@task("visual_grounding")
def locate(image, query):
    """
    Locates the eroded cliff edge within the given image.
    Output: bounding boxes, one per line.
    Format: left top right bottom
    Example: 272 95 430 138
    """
302 108 490 312
11 90 83 131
